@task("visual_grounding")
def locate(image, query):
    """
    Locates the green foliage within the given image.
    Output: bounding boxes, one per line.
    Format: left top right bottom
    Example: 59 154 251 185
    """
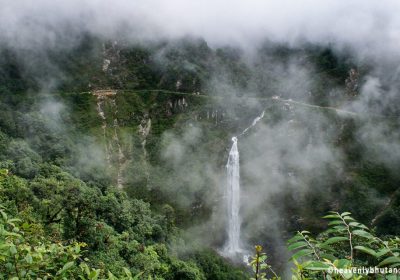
192 250 249 280
1 36 399 280
0 164 241 279
254 212 400 279
248 245 280 280
0 202 142 279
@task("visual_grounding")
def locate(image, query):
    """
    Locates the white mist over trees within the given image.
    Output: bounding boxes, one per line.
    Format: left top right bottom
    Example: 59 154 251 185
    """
0 1 400 279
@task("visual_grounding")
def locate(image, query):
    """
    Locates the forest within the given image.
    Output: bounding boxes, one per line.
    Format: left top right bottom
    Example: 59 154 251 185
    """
1 1 400 279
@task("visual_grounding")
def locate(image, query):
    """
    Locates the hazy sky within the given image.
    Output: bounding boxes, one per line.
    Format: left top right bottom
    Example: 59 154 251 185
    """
1 0 400 60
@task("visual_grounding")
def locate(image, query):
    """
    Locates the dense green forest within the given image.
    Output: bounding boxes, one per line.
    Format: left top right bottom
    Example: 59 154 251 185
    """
0 34 399 280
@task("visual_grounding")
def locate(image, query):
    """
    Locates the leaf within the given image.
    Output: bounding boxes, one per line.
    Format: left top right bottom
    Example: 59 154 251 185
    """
25 253 33 264
287 234 305 244
123 267 132 277
343 216 355 221
107 271 117 280
303 261 330 271
21 223 30 230
323 214 341 219
341 212 352 217
57 261 75 275
320 253 337 261
0 210 7 221
80 263 91 276
332 226 347 231
352 230 374 239
376 248 391 258
384 275 400 280
290 249 313 260
259 255 267 262
89 269 100 279
328 220 344 226
5 232 21 237
343 271 353 279
287 241 308 251
133 272 146 280
322 236 349 246
9 245 17 255
318 243 335 252
333 259 351 269
378 256 400 267
348 222 369 230
354 246 377 257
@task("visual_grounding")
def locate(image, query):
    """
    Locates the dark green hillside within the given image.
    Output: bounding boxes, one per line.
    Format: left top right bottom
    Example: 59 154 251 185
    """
0 35 399 279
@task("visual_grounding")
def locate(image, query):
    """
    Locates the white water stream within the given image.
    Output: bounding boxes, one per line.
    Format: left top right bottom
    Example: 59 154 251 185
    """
223 110 265 256
224 136 241 254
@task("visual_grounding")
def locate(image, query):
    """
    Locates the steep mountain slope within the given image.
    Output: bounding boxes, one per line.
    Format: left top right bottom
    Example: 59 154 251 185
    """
0 36 399 277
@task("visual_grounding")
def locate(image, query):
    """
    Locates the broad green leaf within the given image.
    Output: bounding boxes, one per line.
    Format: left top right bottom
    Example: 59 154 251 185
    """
333 258 351 269
58 261 75 275
328 220 344 226
323 214 341 219
25 253 33 264
287 234 305 244
287 241 308 251
322 236 349 246
354 245 377 257
21 223 30 230
81 263 91 276
343 216 355 222
378 256 400 267
5 232 21 237
122 267 132 277
320 253 337 261
352 230 374 239
107 271 117 280
348 222 369 230
318 243 335 252
303 261 330 271
134 275 145 280
332 226 347 231
376 248 391 258
89 269 100 279
9 245 17 255
341 212 352 217
0 210 7 220
290 249 313 260
384 275 400 280
343 271 353 279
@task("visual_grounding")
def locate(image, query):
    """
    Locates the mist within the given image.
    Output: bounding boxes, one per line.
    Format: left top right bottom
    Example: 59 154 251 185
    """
2 0 400 274
0 1 399 59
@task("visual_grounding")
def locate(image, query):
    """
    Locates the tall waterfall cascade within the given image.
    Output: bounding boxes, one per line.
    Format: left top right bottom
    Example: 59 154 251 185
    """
225 136 241 254
223 110 265 256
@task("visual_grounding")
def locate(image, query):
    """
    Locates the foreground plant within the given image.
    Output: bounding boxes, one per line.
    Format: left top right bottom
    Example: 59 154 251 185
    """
252 212 400 280
249 245 280 280
0 204 141 279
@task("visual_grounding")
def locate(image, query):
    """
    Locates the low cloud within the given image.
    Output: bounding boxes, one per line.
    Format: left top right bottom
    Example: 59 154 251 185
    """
1 0 400 62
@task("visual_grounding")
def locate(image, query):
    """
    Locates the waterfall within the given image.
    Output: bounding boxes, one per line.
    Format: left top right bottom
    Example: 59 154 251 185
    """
225 136 241 254
223 110 265 256
239 110 265 136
